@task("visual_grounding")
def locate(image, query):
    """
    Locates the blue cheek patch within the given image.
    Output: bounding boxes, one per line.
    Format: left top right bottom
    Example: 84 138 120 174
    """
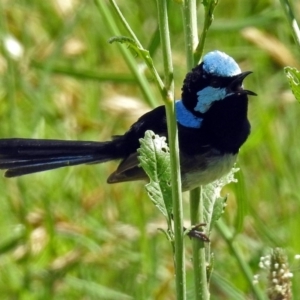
203 51 241 77
175 101 203 128
195 87 231 113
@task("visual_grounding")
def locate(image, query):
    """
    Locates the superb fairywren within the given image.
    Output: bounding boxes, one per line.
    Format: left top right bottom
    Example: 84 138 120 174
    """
0 51 256 190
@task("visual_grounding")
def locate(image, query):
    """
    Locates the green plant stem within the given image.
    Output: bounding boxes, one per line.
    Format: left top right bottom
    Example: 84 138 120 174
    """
182 1 210 299
182 0 209 300
215 220 266 300
194 0 218 64
279 0 300 48
190 187 210 300
94 0 157 108
108 0 165 95
109 0 143 49
183 0 209 300
181 0 198 69
157 1 186 299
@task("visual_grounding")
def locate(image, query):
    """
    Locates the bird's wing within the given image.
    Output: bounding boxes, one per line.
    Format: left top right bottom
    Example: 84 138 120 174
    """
107 105 168 184
107 152 146 183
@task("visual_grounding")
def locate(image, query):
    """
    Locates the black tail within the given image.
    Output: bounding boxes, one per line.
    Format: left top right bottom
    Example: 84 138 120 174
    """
0 138 120 177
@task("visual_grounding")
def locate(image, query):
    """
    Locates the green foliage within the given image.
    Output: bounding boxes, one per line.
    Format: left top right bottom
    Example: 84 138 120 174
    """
138 130 172 220
0 0 300 299
108 35 152 65
109 36 150 59
202 168 239 232
284 67 300 103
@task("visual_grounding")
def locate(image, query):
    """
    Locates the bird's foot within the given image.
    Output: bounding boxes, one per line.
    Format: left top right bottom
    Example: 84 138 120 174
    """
185 223 210 242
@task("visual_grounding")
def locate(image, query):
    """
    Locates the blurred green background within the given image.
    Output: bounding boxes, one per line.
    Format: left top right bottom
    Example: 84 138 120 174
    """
0 0 300 299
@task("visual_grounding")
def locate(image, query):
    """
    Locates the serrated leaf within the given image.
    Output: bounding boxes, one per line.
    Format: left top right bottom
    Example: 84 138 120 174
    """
138 131 172 218
211 195 227 229
284 66 300 103
202 167 239 231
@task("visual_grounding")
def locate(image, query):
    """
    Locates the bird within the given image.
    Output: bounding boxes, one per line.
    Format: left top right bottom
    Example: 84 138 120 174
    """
0 50 256 191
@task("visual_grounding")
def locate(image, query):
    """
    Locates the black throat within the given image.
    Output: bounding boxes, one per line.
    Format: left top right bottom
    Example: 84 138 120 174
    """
201 94 250 154
179 94 250 155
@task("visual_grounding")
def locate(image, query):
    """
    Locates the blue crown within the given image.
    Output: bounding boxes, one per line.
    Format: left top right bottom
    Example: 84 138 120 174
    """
203 51 241 77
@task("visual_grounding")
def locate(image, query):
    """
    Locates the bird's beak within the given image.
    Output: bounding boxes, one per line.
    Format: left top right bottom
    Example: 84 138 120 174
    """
228 71 257 96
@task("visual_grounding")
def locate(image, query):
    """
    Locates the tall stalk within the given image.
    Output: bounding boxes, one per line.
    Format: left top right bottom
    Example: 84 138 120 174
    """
181 1 221 299
157 1 186 299
181 1 210 299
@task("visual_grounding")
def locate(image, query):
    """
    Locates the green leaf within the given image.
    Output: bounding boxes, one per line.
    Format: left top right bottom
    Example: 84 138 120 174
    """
284 66 300 103
108 35 164 94
109 36 139 48
109 36 152 61
202 167 239 231
138 130 172 218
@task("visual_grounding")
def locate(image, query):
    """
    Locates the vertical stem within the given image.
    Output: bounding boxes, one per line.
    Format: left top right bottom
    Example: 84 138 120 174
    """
190 188 210 300
157 1 186 299
194 0 218 64
182 0 198 69
182 1 210 299
165 98 186 300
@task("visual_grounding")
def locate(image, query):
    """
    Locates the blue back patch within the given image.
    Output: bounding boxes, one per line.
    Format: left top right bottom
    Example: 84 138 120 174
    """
176 100 202 128
203 51 241 77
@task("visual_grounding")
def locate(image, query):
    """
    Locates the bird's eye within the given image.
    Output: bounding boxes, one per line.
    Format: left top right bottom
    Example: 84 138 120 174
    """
210 78 220 88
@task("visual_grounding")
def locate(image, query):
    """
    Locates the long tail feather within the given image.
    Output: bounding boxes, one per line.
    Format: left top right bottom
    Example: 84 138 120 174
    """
0 138 120 177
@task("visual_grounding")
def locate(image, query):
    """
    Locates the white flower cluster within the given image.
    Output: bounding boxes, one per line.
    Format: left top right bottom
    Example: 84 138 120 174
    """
252 255 271 285
253 249 293 299
259 254 271 269
269 262 293 298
